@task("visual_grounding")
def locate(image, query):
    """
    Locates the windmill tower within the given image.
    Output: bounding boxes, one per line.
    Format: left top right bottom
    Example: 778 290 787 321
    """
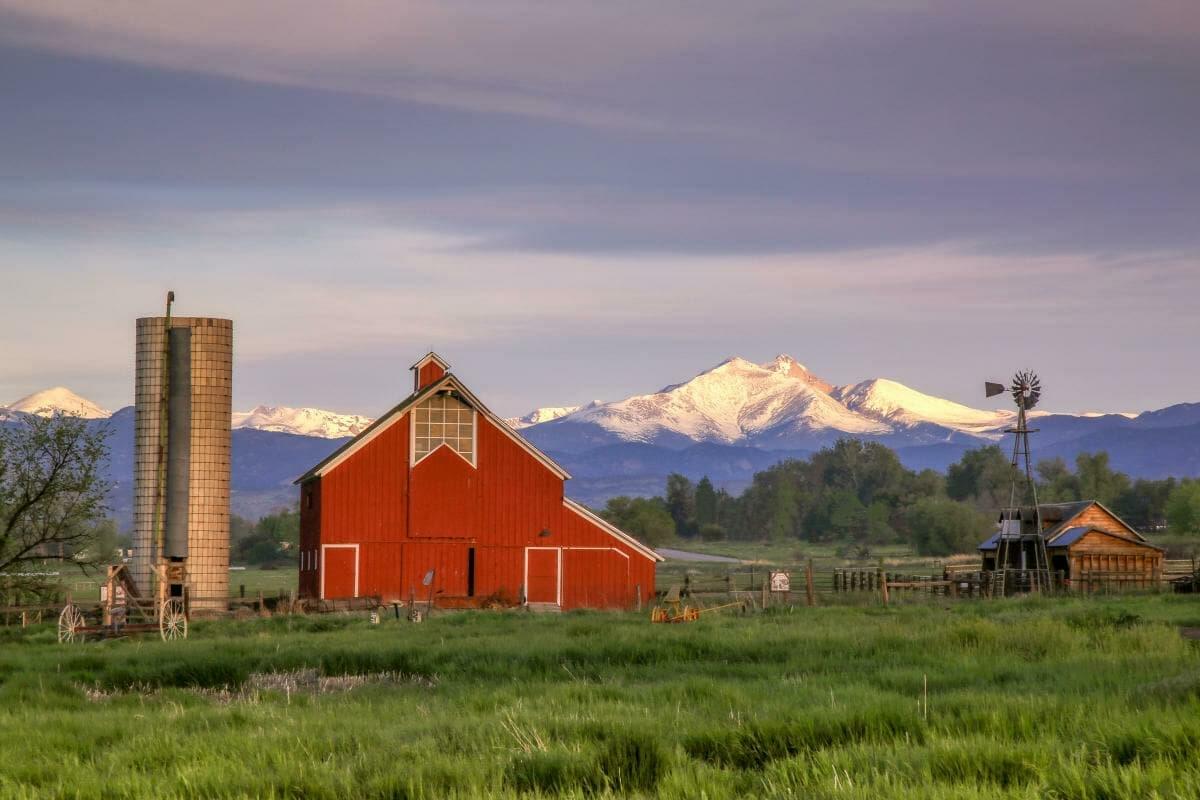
984 371 1052 596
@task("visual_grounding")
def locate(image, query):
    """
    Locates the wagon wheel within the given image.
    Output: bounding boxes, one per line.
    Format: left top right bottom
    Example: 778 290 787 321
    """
159 598 188 641
683 606 701 623
58 604 86 643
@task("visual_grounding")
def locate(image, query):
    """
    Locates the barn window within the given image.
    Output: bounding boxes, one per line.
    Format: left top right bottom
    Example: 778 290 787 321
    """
413 392 475 464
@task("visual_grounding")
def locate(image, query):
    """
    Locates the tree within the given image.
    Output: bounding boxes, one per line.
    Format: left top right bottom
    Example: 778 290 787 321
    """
232 508 301 566
600 496 675 546
0 414 111 589
1036 458 1079 502
664 473 696 537
694 476 718 526
1166 481 1200 536
1074 452 1130 507
816 439 907 507
946 447 1012 510
1113 478 1175 532
906 498 992 556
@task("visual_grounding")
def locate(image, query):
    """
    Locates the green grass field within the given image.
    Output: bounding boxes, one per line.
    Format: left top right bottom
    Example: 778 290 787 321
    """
2 593 1200 799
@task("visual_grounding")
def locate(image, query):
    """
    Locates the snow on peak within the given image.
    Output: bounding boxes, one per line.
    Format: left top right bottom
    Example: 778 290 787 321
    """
232 405 373 439
834 378 1009 434
571 356 889 445
505 405 585 429
4 387 111 419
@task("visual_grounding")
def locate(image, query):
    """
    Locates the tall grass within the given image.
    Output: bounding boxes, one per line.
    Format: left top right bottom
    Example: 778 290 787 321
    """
0 595 1197 798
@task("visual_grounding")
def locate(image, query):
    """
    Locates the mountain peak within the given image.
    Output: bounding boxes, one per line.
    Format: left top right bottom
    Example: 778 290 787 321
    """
505 405 585 429
835 378 1007 433
231 405 372 439
5 387 111 419
761 354 834 394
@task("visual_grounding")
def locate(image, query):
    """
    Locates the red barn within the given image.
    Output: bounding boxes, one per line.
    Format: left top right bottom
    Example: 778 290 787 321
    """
295 353 661 610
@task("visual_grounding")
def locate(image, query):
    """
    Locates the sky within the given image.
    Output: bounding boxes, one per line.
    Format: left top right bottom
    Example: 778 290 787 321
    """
1 1 1198 418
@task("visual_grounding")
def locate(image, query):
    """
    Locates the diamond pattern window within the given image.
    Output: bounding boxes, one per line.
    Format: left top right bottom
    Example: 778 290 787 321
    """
413 393 475 464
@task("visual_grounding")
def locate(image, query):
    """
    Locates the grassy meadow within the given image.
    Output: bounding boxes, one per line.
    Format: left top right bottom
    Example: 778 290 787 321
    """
2 593 1200 799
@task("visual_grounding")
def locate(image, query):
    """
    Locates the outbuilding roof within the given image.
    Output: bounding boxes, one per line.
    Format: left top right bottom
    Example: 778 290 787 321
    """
1047 526 1090 547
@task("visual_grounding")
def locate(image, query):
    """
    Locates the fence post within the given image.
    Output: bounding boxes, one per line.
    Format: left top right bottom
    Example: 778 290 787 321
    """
805 559 815 607
635 583 642 613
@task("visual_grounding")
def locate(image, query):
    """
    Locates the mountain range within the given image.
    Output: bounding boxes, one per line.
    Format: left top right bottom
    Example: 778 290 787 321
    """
4 356 1199 526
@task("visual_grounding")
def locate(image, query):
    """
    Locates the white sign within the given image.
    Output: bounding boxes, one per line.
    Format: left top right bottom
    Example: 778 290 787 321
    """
769 571 790 593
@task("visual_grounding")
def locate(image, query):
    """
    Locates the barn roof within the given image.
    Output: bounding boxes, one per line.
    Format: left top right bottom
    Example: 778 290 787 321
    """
294 372 571 483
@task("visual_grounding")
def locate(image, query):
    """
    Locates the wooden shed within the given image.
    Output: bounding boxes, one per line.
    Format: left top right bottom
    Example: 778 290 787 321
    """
294 352 662 610
980 501 1164 590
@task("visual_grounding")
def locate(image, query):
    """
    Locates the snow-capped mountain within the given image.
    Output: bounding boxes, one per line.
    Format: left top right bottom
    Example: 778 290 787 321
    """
3 387 110 419
505 405 586 430
231 405 373 439
834 378 1013 437
517 354 1090 454
523 356 895 452
2 387 369 439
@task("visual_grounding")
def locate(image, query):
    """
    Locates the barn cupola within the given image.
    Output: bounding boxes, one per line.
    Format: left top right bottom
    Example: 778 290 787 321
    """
411 352 451 392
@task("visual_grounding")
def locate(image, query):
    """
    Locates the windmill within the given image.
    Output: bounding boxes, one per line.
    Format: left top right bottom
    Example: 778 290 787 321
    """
984 371 1051 595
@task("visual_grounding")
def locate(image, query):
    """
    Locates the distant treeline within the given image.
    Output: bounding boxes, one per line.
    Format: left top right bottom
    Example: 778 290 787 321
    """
230 509 299 566
599 440 1200 556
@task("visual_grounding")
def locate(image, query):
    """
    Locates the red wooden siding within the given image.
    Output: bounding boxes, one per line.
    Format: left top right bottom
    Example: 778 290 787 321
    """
562 548 631 609
322 546 357 598
299 372 657 609
559 501 657 608
526 548 560 603
417 361 446 390
410 417 562 544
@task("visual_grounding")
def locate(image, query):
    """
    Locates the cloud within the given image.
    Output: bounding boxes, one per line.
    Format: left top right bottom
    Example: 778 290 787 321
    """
1 2 1199 412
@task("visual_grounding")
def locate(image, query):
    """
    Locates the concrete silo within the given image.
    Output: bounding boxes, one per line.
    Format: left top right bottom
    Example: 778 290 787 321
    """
132 297 232 613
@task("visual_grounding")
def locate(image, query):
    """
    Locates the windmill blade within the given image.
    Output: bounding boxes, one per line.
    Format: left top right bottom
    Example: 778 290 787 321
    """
985 381 1006 398
1010 370 1042 409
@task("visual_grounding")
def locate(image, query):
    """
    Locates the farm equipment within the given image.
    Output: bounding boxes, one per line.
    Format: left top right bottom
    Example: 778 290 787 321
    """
57 563 188 643
650 585 745 623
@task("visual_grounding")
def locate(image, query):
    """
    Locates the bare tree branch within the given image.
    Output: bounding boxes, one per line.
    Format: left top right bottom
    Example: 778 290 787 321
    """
0 413 112 593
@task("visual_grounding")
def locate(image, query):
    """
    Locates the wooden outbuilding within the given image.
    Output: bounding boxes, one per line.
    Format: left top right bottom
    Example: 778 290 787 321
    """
295 353 662 610
979 501 1164 590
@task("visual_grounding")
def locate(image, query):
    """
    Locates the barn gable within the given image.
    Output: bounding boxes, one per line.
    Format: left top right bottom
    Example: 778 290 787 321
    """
295 372 569 484
1042 501 1145 545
